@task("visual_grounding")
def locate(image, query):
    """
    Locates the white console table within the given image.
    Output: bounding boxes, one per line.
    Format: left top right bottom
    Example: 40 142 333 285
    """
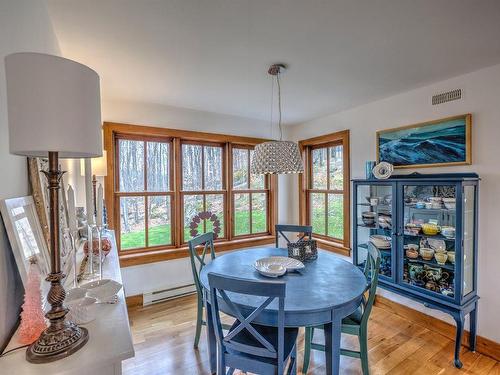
1 231 134 375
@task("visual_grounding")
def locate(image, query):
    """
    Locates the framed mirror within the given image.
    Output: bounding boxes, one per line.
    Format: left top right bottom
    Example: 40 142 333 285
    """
0 196 51 287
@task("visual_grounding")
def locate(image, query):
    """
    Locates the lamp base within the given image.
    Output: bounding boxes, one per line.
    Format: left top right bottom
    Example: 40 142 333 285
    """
26 322 88 364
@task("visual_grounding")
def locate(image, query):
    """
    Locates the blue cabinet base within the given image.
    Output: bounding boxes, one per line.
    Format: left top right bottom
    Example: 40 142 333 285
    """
378 279 479 368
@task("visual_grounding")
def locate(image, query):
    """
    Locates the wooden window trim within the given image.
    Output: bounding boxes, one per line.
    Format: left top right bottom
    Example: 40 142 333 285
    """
298 129 351 255
103 122 277 267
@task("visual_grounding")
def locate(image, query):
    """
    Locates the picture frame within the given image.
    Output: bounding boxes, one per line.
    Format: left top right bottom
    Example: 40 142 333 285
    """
0 196 51 287
376 114 472 169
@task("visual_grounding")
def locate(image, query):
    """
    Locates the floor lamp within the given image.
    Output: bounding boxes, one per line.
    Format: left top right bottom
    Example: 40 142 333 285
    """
5 52 102 363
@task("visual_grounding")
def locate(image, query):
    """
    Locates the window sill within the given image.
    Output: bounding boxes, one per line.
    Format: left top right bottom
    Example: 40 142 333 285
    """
314 238 351 257
118 235 275 267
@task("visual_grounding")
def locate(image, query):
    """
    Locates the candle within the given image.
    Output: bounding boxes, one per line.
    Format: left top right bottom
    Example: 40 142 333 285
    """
67 185 78 233
84 158 94 225
96 184 103 227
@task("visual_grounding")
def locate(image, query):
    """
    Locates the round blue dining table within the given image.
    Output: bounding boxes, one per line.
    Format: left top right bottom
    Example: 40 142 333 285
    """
199 247 368 375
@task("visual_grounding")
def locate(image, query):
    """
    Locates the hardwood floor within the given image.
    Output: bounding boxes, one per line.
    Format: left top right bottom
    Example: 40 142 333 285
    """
124 294 499 375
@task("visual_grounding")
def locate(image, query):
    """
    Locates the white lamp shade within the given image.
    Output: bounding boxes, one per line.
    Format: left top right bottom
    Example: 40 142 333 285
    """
5 52 102 158
80 151 108 177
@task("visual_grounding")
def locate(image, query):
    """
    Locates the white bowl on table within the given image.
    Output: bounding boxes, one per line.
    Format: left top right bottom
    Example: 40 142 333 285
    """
254 256 304 278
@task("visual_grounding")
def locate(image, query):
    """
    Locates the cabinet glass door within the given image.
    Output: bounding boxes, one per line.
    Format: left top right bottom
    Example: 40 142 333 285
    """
463 185 476 297
355 184 394 279
401 184 457 300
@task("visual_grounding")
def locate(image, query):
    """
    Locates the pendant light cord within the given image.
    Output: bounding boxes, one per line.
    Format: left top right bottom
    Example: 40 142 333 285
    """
276 71 283 141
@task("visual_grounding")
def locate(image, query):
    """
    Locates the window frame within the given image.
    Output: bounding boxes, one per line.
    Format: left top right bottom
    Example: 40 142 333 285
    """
179 140 227 243
114 134 175 253
298 130 351 255
229 144 270 239
104 122 277 266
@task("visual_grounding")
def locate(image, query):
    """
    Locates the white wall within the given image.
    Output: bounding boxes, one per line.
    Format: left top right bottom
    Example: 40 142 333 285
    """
78 99 294 297
0 0 60 349
288 63 500 343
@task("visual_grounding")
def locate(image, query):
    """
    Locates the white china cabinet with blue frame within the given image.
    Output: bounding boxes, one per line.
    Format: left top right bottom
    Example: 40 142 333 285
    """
352 173 479 368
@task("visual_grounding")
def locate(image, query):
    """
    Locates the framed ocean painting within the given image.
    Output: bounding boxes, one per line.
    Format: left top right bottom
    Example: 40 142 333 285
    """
376 114 472 168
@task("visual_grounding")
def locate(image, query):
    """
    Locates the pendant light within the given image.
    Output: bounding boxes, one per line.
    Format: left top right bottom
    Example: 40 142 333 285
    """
251 64 304 174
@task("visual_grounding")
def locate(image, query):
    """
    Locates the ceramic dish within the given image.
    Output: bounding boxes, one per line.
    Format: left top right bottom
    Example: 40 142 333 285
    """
254 256 304 278
427 238 446 253
80 278 123 301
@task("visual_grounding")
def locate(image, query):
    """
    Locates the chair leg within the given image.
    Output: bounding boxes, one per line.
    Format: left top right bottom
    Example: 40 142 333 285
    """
359 328 370 375
288 345 297 375
302 327 314 374
194 297 203 349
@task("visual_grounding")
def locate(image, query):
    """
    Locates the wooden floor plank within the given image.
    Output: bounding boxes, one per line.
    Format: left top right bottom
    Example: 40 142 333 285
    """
123 294 498 374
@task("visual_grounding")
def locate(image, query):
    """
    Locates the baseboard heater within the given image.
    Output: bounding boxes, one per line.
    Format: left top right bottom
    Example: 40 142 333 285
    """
143 283 197 306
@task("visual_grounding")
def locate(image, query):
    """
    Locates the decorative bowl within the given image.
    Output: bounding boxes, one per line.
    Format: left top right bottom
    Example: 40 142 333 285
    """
254 256 304 278
425 202 433 209
441 226 456 238
80 279 123 301
66 287 87 303
434 252 448 265
66 296 97 324
421 223 441 236
405 248 419 259
447 251 455 264
415 202 426 209
419 247 435 261
369 235 391 249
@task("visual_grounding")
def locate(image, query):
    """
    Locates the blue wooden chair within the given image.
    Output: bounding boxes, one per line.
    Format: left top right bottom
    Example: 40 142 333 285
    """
208 272 298 375
302 243 381 375
188 232 231 348
275 224 313 248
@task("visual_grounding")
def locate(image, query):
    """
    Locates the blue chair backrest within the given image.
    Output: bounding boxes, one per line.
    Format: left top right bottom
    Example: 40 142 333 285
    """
208 273 286 360
188 232 216 297
275 224 313 247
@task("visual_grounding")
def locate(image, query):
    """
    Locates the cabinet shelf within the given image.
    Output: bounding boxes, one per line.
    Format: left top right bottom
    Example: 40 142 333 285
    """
405 257 455 271
403 232 455 241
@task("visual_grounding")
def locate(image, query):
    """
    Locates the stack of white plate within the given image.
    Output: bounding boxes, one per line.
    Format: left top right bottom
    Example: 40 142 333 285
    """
369 235 391 249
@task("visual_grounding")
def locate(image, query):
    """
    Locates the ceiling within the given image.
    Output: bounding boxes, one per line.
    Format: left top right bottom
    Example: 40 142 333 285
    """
46 0 500 125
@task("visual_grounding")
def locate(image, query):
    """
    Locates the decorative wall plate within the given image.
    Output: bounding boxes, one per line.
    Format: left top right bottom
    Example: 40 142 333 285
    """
254 256 305 278
373 162 394 179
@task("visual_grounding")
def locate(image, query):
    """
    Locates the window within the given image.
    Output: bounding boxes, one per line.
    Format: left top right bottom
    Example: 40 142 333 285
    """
105 122 277 263
117 138 173 250
299 130 350 252
181 142 225 241
232 147 268 237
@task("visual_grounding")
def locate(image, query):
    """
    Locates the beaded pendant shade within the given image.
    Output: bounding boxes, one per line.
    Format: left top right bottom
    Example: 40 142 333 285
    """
250 64 304 175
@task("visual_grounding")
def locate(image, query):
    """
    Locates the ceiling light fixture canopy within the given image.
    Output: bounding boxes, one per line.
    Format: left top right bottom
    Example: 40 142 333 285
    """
251 64 304 175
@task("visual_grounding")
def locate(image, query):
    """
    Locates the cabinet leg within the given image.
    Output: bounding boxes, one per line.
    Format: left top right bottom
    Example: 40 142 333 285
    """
452 311 465 369
469 303 478 352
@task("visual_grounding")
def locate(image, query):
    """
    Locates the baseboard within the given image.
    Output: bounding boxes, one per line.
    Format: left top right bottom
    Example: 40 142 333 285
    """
374 295 500 362
126 294 143 308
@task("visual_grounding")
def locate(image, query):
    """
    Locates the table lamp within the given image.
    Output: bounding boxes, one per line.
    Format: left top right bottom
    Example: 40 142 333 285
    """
80 150 108 217
5 52 102 363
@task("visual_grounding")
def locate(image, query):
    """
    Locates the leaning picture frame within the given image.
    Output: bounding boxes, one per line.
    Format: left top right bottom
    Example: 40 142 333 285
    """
0 196 51 286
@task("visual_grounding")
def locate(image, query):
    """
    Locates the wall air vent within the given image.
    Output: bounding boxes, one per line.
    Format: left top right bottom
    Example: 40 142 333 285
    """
432 89 462 105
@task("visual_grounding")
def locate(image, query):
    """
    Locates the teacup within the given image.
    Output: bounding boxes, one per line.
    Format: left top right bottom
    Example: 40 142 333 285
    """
434 252 448 265
419 247 434 261
447 251 455 264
